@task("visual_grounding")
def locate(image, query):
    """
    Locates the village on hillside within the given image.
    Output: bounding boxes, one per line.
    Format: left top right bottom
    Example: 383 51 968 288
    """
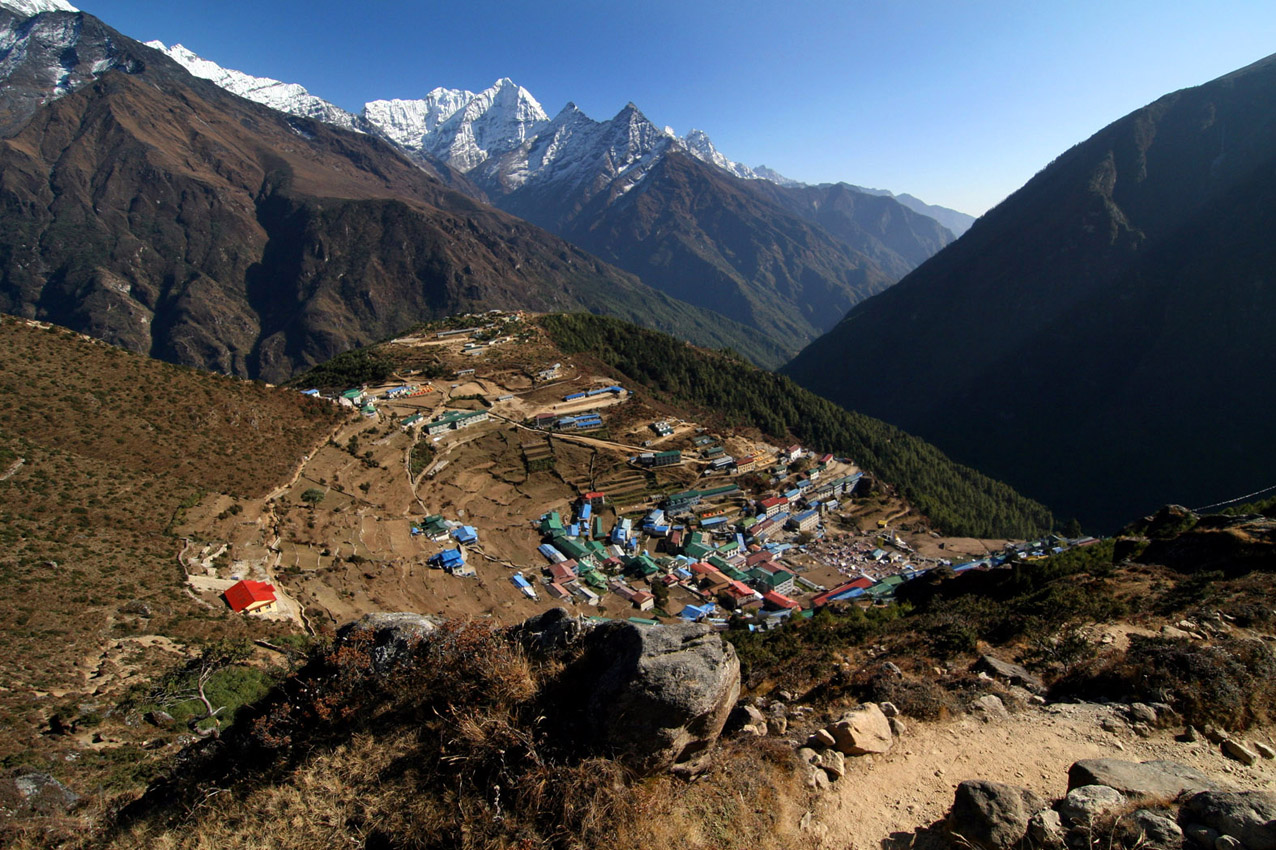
183 311 1099 632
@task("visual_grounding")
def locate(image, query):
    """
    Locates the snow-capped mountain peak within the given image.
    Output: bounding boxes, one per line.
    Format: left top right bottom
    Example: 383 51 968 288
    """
144 40 360 132
421 78 550 171
0 0 78 16
678 128 762 181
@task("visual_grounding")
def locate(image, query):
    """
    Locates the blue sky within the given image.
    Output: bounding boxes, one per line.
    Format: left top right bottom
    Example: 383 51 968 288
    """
80 0 1276 215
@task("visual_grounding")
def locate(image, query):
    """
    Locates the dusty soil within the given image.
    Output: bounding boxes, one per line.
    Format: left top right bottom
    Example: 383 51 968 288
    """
810 703 1276 850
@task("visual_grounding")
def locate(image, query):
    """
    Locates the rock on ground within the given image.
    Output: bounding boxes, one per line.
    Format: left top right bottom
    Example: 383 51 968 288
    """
336 612 439 673
1060 784 1126 827
581 620 740 776
1068 758 1225 800
828 703 893 755
974 655 1045 694
947 779 1047 850
1180 791 1276 850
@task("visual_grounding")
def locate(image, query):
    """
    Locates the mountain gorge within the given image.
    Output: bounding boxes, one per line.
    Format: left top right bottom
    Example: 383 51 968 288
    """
786 52 1276 530
0 4 789 379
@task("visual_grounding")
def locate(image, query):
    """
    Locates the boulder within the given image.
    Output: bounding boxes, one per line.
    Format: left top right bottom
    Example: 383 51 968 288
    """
1124 810 1183 848
1068 759 1224 800
1028 808 1065 849
818 749 846 780
880 701 900 717
1222 740 1259 766
1215 835 1244 850
947 780 1047 850
0 773 81 815
581 620 740 776
889 716 908 737
973 655 1045 694
1180 791 1276 850
1060 785 1126 827
972 694 1009 721
509 607 589 653
1128 703 1159 726
827 703 893 755
1185 825 1221 848
337 612 439 673
1256 742 1276 760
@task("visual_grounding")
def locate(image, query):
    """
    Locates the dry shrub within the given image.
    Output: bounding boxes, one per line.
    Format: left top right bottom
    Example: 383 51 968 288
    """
1052 635 1276 730
847 665 956 721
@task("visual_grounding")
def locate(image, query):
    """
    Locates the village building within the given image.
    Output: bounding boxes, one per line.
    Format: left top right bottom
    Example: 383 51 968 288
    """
223 580 277 614
425 409 489 436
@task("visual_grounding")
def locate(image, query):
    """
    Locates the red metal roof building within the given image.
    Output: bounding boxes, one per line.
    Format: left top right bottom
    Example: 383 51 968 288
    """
223 579 277 613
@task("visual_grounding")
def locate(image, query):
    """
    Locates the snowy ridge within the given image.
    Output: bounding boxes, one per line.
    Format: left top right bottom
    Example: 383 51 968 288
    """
0 0 78 16
362 88 475 151
678 128 762 180
145 41 361 132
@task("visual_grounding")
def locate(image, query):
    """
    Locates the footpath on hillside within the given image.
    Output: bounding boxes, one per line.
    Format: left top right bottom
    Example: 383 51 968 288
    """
809 702 1276 849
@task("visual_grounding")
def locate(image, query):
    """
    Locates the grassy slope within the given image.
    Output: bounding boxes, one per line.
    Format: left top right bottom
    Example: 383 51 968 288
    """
0 316 340 796
540 312 1053 538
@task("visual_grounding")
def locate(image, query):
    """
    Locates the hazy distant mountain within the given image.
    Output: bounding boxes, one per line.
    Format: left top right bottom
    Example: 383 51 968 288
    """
848 185 977 236
786 51 1276 530
0 4 786 378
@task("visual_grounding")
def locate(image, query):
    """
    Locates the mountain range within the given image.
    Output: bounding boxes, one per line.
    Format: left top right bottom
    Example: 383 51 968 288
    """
145 38 970 351
0 1 809 380
786 51 1276 530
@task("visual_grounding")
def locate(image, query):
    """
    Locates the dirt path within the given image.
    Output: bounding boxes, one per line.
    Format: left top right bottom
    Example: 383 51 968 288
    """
810 703 1276 850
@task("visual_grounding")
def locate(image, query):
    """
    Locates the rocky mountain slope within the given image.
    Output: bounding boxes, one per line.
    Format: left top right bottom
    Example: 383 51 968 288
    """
786 51 1276 531
145 41 964 354
0 4 786 378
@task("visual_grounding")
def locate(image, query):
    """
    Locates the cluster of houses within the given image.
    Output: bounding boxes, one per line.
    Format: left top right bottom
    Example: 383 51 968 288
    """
412 514 481 577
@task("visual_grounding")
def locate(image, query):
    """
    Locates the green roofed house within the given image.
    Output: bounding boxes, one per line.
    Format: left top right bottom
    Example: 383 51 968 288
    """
539 512 565 535
425 409 490 436
553 535 591 561
625 552 661 578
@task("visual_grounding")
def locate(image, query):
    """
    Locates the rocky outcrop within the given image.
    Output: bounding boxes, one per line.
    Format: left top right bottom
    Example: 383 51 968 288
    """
337 612 439 673
974 655 1045 694
947 780 1047 850
0 772 81 815
578 620 740 776
1180 791 1276 850
1068 758 1224 800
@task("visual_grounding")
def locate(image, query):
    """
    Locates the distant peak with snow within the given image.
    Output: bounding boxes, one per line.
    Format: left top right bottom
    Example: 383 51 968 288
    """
0 0 78 16
144 40 361 132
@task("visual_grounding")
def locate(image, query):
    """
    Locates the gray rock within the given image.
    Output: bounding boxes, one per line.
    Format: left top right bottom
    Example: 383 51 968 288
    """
2 773 81 815
806 763 831 790
973 694 1009 720
1068 758 1224 800
1124 810 1183 848
973 655 1045 694
1185 825 1221 848
1255 742 1276 760
1180 791 1276 850
1222 740 1259 766
881 661 903 677
796 747 819 765
1184 725 1200 742
1203 726 1231 744
819 749 846 780
1215 836 1244 850
145 709 176 728
947 779 1047 850
827 703 893 756
582 620 741 776
766 703 788 735
889 716 908 737
337 612 439 673
1060 784 1126 827
1129 703 1159 725
509 606 589 653
1029 808 1065 849
880 701 900 717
